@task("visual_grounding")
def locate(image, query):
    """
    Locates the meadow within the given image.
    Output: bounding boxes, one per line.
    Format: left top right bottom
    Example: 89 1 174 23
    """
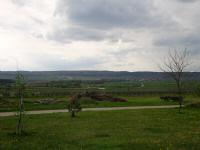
0 79 200 149
1 108 200 150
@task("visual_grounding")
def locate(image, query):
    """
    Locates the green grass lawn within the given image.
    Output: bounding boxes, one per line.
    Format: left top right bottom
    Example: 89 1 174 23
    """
0 108 200 149
0 96 180 112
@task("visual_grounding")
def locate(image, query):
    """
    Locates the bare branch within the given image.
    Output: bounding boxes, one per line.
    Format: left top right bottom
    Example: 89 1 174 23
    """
160 48 190 113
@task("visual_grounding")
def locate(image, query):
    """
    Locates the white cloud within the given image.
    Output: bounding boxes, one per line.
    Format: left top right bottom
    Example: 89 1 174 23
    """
0 0 199 71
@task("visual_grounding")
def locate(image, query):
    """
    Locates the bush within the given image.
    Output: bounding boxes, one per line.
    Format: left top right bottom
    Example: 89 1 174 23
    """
0 93 3 100
187 102 200 108
196 85 200 97
80 97 97 105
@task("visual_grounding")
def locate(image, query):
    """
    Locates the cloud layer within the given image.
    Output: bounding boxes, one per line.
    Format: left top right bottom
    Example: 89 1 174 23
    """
0 0 199 71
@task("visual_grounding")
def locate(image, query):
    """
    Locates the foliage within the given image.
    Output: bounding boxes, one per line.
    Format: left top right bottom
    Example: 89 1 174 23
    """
196 84 200 97
15 73 26 135
68 94 82 117
80 97 97 105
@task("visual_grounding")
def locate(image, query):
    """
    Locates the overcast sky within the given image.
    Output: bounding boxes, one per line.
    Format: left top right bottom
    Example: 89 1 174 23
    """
0 0 199 71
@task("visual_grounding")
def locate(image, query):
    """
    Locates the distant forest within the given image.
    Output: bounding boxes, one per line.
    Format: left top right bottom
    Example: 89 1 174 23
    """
0 71 199 81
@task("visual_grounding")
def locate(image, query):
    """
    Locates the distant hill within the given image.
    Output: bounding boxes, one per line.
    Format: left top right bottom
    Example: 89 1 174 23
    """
0 71 199 81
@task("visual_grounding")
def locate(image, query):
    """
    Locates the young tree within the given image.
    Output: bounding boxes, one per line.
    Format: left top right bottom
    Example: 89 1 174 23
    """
160 49 190 113
15 72 25 135
68 94 82 117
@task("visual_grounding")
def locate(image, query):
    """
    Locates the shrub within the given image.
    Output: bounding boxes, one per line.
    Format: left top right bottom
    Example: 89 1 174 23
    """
187 102 200 108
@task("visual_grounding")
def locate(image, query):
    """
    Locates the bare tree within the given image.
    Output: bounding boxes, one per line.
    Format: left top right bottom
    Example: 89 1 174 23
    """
15 72 25 135
160 48 190 113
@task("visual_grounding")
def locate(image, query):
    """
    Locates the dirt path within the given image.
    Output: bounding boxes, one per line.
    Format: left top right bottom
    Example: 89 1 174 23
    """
0 105 180 117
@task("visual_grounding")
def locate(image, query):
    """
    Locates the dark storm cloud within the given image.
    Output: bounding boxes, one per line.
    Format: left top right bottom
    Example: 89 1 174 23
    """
49 0 175 42
56 0 165 29
155 34 200 46
58 0 164 28
154 33 200 55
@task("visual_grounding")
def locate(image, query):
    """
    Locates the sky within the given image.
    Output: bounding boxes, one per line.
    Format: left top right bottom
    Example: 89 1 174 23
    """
0 0 199 71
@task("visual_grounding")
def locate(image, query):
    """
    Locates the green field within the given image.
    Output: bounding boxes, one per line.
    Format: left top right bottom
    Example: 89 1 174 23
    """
1 95 200 112
1 79 200 149
1 80 199 98
1 108 200 149
2 96 198 112
1 79 199 112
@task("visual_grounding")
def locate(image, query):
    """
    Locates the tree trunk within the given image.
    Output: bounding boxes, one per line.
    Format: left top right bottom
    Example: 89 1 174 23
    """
71 110 75 118
177 81 183 113
17 95 24 135
179 100 182 113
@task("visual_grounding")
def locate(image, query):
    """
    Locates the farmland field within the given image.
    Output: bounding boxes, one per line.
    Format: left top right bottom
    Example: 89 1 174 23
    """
0 79 199 112
1 80 199 98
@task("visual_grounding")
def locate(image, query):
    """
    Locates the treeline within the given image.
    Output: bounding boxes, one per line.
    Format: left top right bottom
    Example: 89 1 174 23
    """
0 71 200 81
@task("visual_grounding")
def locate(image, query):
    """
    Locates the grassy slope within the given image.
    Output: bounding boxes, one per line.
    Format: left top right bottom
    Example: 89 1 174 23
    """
0 108 200 150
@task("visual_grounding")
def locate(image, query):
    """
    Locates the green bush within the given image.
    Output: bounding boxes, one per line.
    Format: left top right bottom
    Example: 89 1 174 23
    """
80 97 97 105
196 85 200 97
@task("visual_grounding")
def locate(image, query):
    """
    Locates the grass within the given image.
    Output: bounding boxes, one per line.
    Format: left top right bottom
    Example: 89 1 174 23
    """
0 108 200 149
0 96 180 112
